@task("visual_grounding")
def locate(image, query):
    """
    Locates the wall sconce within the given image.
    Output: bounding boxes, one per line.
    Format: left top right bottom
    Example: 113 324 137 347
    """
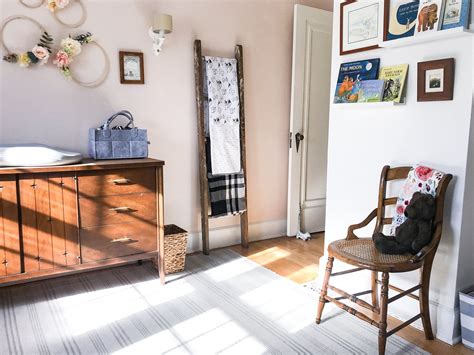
149 13 173 56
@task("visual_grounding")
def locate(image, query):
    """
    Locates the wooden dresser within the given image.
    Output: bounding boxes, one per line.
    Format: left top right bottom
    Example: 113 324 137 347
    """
0 158 166 286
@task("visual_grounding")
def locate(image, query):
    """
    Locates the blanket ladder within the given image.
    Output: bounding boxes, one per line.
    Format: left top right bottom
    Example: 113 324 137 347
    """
193 39 249 255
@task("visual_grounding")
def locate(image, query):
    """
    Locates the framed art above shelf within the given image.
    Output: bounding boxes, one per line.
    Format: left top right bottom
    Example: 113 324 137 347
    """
380 27 474 49
332 102 405 109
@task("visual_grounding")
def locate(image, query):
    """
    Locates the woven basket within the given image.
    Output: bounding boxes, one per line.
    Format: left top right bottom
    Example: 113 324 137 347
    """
164 224 188 274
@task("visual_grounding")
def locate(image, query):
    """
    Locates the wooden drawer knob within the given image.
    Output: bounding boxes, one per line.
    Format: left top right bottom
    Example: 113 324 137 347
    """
110 237 133 243
109 206 133 213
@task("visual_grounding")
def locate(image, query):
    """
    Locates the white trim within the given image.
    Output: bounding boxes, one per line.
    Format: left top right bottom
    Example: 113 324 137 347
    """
186 219 287 254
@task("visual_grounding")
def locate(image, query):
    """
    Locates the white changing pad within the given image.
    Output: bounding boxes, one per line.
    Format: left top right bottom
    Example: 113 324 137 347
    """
0 144 83 167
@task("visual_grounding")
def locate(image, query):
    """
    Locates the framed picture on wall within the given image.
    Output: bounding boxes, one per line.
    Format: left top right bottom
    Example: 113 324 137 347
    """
417 58 454 101
340 0 383 55
119 51 145 84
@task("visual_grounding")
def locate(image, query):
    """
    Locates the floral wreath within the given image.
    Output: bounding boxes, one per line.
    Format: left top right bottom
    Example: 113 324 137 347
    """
54 32 110 88
1 15 53 68
18 0 87 28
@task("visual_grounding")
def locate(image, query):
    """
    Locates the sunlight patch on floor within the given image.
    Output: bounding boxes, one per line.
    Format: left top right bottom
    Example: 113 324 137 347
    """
204 257 258 282
112 308 266 354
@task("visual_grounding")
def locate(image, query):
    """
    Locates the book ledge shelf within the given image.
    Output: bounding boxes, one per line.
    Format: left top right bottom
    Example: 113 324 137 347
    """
380 27 474 49
333 102 405 108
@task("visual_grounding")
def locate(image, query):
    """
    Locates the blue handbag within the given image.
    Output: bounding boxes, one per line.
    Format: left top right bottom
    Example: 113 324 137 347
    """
89 111 149 160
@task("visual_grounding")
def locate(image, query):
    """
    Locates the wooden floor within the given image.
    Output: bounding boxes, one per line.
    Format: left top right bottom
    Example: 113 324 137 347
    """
231 234 473 355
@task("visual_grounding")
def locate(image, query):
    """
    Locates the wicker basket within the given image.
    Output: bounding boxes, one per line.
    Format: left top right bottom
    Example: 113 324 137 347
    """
164 224 188 274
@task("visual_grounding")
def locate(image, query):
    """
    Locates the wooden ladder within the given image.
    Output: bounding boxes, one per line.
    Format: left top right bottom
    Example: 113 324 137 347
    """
193 39 249 255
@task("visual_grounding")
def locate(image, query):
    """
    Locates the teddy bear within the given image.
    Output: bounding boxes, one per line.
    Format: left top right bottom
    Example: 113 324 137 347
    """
372 192 436 255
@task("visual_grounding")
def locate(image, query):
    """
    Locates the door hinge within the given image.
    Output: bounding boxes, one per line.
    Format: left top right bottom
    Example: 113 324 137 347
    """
289 132 292 149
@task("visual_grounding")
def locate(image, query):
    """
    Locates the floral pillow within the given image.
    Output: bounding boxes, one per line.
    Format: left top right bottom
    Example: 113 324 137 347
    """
389 165 444 236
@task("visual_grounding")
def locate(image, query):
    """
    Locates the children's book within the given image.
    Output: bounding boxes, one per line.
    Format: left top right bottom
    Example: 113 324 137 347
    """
441 0 470 29
357 80 385 103
334 59 380 104
379 64 409 103
386 0 420 40
415 0 446 35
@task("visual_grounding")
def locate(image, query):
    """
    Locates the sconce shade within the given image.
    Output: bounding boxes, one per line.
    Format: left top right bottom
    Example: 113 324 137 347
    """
153 14 173 34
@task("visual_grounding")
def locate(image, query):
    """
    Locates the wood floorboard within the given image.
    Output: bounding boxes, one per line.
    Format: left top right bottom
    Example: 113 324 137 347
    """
229 234 472 355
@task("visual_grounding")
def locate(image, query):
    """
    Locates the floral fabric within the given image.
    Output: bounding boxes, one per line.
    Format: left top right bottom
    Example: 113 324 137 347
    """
389 165 444 236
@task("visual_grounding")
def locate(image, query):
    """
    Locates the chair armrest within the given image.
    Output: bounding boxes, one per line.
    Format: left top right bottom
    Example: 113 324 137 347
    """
346 208 378 240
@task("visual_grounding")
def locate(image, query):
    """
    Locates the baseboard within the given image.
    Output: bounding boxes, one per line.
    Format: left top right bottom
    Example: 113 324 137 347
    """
186 219 287 253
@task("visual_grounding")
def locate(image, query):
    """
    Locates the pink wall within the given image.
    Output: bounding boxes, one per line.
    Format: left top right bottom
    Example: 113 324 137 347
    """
0 0 333 247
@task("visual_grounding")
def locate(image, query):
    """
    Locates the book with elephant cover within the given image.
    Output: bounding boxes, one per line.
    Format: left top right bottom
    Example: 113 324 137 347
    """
415 0 446 35
334 59 380 104
379 65 409 103
386 0 420 40
357 80 385 103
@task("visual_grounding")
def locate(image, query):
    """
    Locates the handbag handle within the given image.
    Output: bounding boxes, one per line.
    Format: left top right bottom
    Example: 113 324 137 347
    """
100 110 135 130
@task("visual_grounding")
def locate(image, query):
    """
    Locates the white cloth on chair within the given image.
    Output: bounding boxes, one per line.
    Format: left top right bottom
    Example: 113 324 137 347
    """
203 56 241 175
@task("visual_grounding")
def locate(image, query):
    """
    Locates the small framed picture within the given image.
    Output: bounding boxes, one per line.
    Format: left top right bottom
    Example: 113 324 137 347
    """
417 58 454 101
119 51 144 84
340 0 383 56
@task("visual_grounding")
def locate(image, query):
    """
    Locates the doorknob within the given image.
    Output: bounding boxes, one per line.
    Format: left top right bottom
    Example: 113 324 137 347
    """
295 132 304 153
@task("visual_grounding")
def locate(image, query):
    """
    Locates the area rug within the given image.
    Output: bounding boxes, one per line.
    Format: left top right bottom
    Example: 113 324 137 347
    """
0 249 428 354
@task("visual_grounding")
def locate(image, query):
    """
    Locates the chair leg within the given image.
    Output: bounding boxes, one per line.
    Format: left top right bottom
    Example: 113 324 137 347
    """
420 261 434 340
316 256 334 324
372 271 379 309
378 272 389 355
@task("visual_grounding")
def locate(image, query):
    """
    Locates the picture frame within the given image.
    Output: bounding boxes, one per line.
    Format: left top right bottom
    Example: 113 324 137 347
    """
340 0 383 56
417 58 454 101
383 0 420 42
119 51 144 85
441 0 471 30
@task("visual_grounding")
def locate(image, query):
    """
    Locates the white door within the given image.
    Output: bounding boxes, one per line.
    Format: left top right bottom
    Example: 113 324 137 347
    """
287 5 332 236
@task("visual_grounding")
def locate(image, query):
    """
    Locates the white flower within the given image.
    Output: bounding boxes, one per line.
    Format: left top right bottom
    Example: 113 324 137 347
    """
61 38 82 57
32 46 50 65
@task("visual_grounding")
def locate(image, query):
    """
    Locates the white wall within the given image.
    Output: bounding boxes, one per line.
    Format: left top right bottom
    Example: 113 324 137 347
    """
0 0 333 251
324 0 474 345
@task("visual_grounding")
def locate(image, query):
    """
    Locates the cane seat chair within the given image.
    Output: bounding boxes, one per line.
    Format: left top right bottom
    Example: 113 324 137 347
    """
316 166 452 355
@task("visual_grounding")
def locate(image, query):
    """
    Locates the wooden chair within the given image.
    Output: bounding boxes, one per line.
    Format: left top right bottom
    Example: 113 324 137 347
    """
316 166 452 355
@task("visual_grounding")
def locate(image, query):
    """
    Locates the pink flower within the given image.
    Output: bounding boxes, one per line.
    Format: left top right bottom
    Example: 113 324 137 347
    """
396 205 405 215
415 166 433 182
53 50 71 67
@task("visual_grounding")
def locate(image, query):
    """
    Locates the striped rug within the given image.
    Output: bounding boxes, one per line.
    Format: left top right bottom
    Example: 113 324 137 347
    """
0 249 428 354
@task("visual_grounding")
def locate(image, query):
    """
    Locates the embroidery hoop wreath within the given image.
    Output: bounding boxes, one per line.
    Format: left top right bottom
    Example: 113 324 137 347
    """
55 33 110 88
18 0 87 28
0 15 53 67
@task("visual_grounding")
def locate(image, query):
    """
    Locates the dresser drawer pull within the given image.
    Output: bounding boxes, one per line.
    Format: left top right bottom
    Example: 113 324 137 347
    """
109 206 133 213
110 237 133 243
111 178 132 185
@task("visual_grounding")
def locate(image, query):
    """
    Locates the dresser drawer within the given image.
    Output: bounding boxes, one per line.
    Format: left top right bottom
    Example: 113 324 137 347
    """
78 168 156 197
81 220 157 263
80 192 157 227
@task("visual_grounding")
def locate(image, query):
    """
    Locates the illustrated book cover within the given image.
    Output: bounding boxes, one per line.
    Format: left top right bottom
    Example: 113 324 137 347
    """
334 59 380 104
379 64 409 103
386 0 420 40
415 0 446 35
357 80 385 103
441 0 470 29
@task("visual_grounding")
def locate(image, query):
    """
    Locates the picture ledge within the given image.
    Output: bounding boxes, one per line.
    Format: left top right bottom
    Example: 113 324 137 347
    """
332 102 405 108
380 27 474 49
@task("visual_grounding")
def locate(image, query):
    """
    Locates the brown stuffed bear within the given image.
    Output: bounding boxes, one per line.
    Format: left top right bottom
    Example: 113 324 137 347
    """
372 192 436 255
417 4 439 32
